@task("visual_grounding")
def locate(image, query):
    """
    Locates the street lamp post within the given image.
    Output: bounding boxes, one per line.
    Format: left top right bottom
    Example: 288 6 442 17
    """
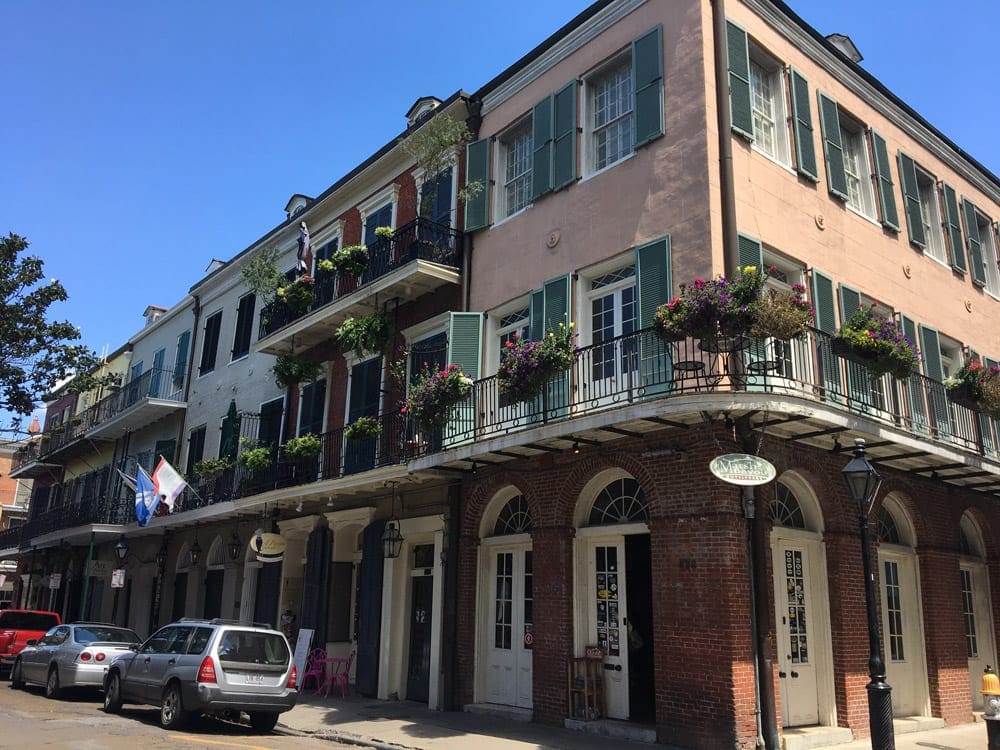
841 438 895 750
111 535 128 624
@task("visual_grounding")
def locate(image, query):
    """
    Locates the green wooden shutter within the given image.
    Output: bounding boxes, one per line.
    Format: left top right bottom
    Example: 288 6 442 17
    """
633 26 664 147
531 96 553 200
837 285 871 409
789 70 818 181
942 183 966 273
817 92 848 201
737 232 763 269
811 270 842 402
897 152 925 248
445 312 483 447
961 198 986 286
726 21 753 140
899 314 929 434
464 138 490 231
552 82 577 191
173 330 191 387
636 235 672 396
870 131 899 231
919 324 951 437
154 439 177 465
738 235 767 391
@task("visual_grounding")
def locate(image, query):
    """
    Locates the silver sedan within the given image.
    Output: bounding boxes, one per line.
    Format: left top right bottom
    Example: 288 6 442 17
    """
11 623 141 698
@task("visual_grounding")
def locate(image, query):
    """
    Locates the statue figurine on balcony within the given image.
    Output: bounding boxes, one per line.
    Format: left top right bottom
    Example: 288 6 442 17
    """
296 221 313 276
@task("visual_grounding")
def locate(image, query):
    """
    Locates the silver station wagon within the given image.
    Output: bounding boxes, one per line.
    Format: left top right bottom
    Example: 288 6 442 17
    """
102 618 298 732
11 622 141 697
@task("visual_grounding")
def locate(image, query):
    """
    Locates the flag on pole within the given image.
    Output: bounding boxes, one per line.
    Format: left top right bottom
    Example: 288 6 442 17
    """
116 468 137 493
152 457 187 512
135 466 159 527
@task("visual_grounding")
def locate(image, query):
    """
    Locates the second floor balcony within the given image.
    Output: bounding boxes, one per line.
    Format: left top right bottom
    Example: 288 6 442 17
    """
255 217 463 356
19 464 131 546
85 366 185 440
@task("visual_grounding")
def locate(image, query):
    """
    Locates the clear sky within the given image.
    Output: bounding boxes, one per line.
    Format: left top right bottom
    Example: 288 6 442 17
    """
2 0 997 431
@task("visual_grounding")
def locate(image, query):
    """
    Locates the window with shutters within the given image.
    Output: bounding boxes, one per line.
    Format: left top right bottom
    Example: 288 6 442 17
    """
497 120 532 219
972 208 1000 297
186 425 207 476
586 264 637 384
586 55 634 173
838 116 876 219
916 167 947 263
749 55 790 166
231 292 256 361
761 251 807 380
199 310 223 376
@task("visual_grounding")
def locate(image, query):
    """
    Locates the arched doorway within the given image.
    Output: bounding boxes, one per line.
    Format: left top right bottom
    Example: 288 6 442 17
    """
172 543 191 622
203 536 226 620
477 489 533 709
573 473 654 722
876 495 929 716
768 474 836 728
960 513 997 709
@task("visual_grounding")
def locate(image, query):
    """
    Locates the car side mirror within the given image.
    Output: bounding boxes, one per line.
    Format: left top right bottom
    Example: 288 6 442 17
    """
25 639 37 646
129 644 139 652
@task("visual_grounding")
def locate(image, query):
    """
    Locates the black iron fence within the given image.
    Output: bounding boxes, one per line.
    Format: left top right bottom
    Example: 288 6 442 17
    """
258 217 463 339
20 464 132 542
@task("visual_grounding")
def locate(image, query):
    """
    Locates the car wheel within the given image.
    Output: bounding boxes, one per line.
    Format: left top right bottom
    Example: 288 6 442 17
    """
10 659 25 690
103 673 123 713
159 683 190 730
45 667 61 699
248 711 279 733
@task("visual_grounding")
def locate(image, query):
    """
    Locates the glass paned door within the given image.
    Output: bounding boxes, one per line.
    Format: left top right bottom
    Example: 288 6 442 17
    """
879 552 927 716
484 546 533 708
590 541 628 719
345 359 381 475
963 563 997 710
586 267 637 405
773 543 819 726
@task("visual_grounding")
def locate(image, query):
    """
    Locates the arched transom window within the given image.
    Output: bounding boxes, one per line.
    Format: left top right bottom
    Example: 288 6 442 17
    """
588 478 648 525
769 482 806 529
877 506 901 544
493 495 531 535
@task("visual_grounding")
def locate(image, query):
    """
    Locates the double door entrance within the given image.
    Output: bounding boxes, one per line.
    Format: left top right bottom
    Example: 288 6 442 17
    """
482 545 533 708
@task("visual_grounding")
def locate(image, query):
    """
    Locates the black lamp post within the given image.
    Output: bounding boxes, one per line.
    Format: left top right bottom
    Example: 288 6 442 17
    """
112 535 128 625
841 438 895 750
228 532 242 562
381 482 404 559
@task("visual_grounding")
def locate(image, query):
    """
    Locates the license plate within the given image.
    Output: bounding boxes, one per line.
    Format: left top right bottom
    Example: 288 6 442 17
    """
244 674 264 684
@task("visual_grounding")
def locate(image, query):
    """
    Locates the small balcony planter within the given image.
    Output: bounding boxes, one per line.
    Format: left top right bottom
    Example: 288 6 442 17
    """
282 433 322 462
750 285 814 341
192 457 232 481
238 447 273 473
832 302 919 380
497 321 577 403
331 245 369 277
654 266 765 343
345 416 382 442
276 275 316 314
944 359 1000 417
335 313 393 358
272 354 323 389
316 258 336 276
403 363 473 430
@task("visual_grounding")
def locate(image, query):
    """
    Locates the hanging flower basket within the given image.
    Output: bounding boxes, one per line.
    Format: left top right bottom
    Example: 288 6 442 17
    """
751 285 814 340
497 320 576 403
335 313 393 358
946 381 979 410
344 416 382 442
238 447 273 473
403 363 473 430
944 359 1000 417
276 275 316 313
832 302 919 380
331 244 369 276
272 354 323 389
282 433 322 462
192 457 232 480
654 266 765 342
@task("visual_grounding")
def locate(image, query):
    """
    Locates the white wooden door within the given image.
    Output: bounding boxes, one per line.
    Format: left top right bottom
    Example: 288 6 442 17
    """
484 547 533 708
773 543 819 726
962 563 996 710
879 551 927 716
589 540 628 719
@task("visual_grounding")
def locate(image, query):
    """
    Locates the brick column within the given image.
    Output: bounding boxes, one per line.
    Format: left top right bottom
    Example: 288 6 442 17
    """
530 524 575 724
920 547 972 722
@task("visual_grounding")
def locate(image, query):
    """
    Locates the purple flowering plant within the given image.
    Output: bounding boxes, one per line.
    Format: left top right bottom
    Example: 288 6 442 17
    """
403 363 474 430
654 266 765 341
497 320 576 403
834 302 919 379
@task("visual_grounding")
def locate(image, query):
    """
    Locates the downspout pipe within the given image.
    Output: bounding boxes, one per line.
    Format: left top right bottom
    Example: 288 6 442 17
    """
713 0 779 745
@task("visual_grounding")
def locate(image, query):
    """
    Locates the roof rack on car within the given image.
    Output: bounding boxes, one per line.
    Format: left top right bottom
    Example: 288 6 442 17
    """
68 621 119 626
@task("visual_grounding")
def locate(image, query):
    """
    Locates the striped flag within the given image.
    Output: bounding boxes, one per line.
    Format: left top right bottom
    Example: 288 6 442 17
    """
152 457 187 512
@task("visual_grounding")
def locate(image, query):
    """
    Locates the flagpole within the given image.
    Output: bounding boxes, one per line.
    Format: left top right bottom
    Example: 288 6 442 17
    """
158 454 205 509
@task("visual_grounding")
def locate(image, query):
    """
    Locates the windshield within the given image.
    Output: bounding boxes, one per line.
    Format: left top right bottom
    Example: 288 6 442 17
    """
0 612 59 630
74 626 140 645
217 630 289 666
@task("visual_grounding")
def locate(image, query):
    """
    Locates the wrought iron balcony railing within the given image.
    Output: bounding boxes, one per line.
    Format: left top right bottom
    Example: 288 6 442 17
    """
258 217 463 339
0 525 23 551
20 464 132 542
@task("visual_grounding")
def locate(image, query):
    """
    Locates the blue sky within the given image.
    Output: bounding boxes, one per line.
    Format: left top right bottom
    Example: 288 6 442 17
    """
2 0 997 431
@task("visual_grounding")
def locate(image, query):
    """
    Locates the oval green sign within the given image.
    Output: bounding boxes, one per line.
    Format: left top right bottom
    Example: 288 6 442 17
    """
709 454 777 486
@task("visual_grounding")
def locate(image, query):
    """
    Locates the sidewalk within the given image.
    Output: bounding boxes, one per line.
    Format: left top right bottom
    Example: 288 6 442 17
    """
278 692 993 750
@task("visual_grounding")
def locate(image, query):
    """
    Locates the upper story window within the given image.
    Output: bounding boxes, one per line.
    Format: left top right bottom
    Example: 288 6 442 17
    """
499 121 532 219
962 200 1000 297
199 310 223 376
231 292 256 361
838 116 876 219
589 58 634 172
979 217 1000 298
749 55 790 166
917 169 946 263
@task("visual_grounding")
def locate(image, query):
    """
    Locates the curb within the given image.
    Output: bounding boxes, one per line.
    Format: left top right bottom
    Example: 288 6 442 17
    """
275 723 417 750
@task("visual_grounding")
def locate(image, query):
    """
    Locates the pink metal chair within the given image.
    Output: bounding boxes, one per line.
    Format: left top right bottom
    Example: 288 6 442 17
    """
322 651 354 698
301 648 327 693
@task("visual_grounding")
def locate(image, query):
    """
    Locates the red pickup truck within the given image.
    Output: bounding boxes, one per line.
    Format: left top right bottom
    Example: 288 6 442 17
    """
0 609 61 673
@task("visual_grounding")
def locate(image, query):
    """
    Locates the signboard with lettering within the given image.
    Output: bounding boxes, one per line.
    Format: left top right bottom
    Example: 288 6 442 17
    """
111 569 126 589
89 560 112 578
292 628 313 691
709 454 777 486
48 573 62 590
252 531 285 563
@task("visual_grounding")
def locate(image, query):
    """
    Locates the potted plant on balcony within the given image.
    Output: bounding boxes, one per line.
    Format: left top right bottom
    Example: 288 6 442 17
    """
374 226 393 241
271 354 323 389
831 302 919 379
335 313 393 358
944 359 1000 416
344 416 382 442
316 258 336 276
192 457 232 480
282 433 322 462
238 439 273 473
331 244 369 276
751 284 814 340
403 363 474 430
497 320 577 403
654 266 764 347
276 274 315 314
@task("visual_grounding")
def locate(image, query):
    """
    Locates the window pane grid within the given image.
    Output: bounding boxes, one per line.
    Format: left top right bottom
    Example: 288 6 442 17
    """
750 61 777 157
784 549 809 664
504 128 533 217
523 551 533 650
841 127 873 217
592 64 634 171
961 568 979 659
883 560 905 661
494 552 513 650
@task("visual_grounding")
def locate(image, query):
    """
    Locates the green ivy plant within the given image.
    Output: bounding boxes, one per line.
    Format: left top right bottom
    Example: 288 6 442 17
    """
271 354 323 389
283 433 321 461
192 457 232 478
238 446 273 472
344 416 382 442
335 313 392 358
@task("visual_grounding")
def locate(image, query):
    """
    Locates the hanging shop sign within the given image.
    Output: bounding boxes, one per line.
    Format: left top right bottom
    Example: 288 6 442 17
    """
89 560 111 578
111 569 126 589
48 573 62 590
709 453 777 486
251 531 285 563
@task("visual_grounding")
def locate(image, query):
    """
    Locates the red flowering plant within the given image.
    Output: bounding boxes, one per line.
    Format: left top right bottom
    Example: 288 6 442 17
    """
276 274 315 313
944 358 1000 417
832 302 919 379
402 363 474 430
497 320 576 403
654 266 765 341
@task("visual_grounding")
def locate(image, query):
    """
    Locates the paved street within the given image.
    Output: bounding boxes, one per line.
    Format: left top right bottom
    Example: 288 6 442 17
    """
0 682 345 750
